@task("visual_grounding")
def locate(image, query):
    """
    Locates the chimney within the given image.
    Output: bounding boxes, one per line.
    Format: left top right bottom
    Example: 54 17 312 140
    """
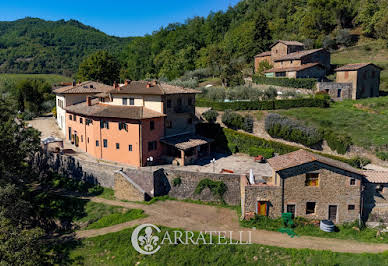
86 96 92 106
146 81 151 88
124 79 131 86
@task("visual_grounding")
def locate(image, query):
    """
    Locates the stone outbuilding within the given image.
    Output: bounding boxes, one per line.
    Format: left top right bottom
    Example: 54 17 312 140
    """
242 150 365 223
335 63 381 99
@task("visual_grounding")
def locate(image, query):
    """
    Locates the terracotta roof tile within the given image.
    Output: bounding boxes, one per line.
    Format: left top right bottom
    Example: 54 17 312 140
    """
270 40 304 48
109 81 201 95
273 48 326 62
255 51 271 57
267 149 362 175
65 99 165 120
363 171 388 183
264 63 323 73
53 81 113 94
334 63 382 71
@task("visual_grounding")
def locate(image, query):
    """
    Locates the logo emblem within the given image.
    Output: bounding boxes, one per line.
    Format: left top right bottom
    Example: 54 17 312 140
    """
131 224 161 255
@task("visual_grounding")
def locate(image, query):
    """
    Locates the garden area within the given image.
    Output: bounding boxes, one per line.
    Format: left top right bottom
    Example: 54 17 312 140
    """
275 96 388 159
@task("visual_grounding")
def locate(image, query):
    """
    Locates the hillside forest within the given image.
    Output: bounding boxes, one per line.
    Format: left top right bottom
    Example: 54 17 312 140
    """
0 0 387 83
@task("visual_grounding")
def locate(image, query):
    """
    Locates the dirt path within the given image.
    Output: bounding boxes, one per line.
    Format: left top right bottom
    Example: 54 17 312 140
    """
77 197 388 254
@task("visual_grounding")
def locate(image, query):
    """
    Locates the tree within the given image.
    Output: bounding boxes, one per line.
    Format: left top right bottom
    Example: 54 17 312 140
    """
15 79 52 114
77 50 121 84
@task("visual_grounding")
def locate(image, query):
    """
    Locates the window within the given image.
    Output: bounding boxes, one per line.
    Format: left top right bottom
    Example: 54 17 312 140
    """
128 145 133 151
96 140 99 147
348 205 355 210
290 60 293 64
306 202 316 214
74 115 77 121
69 114 73 121
337 89 342 98
188 98 192 106
287 204 296 217
276 72 286 77
166 120 172 128
150 120 155 130
68 127 72 141
122 98 128 105
86 119 93 125
80 117 83 124
148 141 157 151
187 118 193 124
103 139 108 148
118 122 128 131
87 137 89 143
81 135 83 142
129 98 135 105
305 173 319 187
116 143 120 149
100 120 109 129
350 178 356 186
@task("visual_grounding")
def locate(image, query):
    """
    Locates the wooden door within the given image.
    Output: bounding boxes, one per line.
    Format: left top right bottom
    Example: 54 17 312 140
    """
257 201 267 216
328 205 337 222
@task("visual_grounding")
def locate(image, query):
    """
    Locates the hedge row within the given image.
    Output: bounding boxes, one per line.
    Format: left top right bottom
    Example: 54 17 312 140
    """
196 123 367 169
252 75 317 89
196 98 328 111
265 113 323 147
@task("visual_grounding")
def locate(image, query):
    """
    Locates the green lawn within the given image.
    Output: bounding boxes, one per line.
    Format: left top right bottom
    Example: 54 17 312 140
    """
241 215 388 244
275 96 388 152
67 227 388 265
331 40 388 92
96 188 116 201
74 200 145 230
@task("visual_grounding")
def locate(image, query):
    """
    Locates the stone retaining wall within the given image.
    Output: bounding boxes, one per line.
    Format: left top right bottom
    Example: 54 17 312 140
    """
316 82 353 100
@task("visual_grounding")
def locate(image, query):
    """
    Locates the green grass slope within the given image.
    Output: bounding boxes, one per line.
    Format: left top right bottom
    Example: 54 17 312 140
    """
331 40 388 91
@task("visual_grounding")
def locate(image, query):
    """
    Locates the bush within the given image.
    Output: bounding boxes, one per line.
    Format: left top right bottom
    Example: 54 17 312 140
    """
265 113 323 147
222 110 253 133
336 29 353 47
349 156 371 168
248 147 275 158
324 131 352 154
195 179 227 202
196 97 329 111
166 78 199 89
263 87 278 100
181 68 212 80
242 115 254 133
52 106 57 117
202 110 218 123
376 151 388 161
252 75 317 89
173 177 182 187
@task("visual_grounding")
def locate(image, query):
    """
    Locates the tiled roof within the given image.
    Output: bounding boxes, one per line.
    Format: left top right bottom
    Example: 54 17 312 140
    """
270 40 304 48
160 134 213 150
264 63 323 73
363 171 388 184
109 81 201 95
53 81 113 94
273 48 326 62
65 99 165 120
334 63 382 71
255 51 271 57
267 149 362 175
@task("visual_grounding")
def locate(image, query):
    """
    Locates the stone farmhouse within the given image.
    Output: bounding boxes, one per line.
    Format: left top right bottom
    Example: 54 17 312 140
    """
241 149 388 224
60 80 212 167
254 40 330 79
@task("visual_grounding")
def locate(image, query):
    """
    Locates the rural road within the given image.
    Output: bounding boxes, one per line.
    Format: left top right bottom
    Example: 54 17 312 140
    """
76 197 388 254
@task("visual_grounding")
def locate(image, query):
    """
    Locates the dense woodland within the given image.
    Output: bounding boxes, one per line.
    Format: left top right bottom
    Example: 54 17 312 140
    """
0 0 387 81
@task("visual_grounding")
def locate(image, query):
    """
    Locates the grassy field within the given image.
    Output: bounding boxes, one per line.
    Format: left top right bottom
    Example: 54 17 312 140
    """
74 200 145 230
331 40 388 91
67 226 388 265
275 96 388 152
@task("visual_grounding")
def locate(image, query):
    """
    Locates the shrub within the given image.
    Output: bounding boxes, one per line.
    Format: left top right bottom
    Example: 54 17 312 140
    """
206 87 227 101
196 98 329 111
252 75 317 89
265 113 323 147
336 29 352 47
324 131 352 154
202 110 218 123
167 78 199 89
248 147 274 158
263 87 278 100
181 68 212 80
173 177 182 187
52 106 57 117
222 110 244 130
349 156 371 168
242 115 254 133
376 151 388 161
195 179 227 202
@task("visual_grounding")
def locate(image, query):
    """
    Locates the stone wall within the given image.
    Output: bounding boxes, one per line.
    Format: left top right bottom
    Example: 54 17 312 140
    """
316 82 353 100
363 183 388 222
280 162 362 223
114 171 147 201
157 169 242 205
34 152 120 188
